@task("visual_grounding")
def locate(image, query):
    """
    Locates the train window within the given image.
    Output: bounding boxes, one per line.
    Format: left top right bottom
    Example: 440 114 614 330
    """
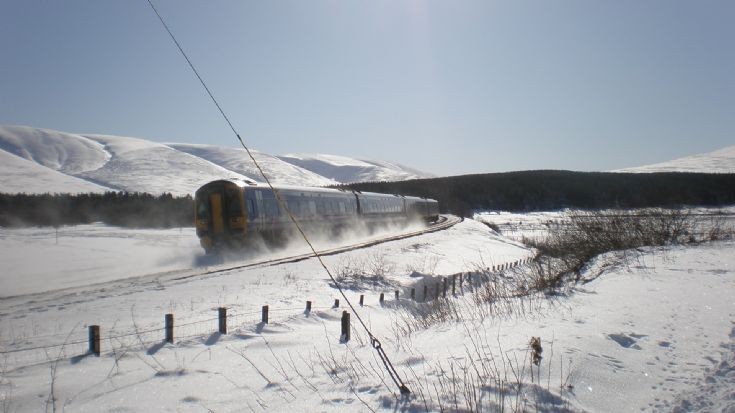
339 202 346 214
246 198 255 217
264 199 279 218
196 199 208 220
245 191 259 218
308 200 317 215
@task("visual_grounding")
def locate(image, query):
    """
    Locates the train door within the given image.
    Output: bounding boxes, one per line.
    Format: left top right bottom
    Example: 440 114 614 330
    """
210 193 225 235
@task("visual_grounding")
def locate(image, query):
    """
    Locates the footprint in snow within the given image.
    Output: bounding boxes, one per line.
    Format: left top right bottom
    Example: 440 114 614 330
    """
608 333 646 350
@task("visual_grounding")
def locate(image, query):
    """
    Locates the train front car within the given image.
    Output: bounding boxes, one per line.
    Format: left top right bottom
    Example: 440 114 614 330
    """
194 179 249 254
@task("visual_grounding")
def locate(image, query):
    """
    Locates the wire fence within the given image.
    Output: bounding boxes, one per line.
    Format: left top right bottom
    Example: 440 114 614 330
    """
0 259 533 372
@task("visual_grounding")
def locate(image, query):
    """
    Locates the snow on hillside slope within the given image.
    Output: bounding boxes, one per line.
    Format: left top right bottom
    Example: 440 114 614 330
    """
278 153 434 183
0 150 113 194
1 125 433 195
169 144 336 187
617 145 735 173
0 125 109 174
0 126 249 195
79 134 250 195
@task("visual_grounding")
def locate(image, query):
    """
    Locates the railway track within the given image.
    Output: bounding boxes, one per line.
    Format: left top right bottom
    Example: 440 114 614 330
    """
173 214 461 281
0 215 461 307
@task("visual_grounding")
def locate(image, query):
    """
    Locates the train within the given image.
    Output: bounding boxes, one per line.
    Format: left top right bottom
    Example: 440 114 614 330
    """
194 179 440 253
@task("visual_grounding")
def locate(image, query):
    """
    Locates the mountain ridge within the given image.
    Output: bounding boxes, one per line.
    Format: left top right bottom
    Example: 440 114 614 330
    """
0 125 434 195
615 145 735 174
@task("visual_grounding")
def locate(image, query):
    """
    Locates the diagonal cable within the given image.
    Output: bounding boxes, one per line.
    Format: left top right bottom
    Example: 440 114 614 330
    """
145 0 410 395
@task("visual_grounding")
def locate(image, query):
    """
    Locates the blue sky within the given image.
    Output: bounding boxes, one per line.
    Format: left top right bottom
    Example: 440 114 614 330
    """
1 1 733 176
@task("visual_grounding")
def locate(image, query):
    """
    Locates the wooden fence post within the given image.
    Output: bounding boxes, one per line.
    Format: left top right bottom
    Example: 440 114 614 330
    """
262 305 269 324
306 301 312 313
88 325 100 356
379 293 384 305
452 275 456 295
435 282 440 300
333 299 340 308
423 285 428 302
165 314 174 344
218 307 227 334
460 272 464 286
410 288 415 301
340 311 350 342
359 295 364 306
395 290 399 301
443 278 447 298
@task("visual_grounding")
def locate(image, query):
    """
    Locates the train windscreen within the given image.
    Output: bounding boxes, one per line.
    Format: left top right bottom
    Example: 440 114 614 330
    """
196 198 209 221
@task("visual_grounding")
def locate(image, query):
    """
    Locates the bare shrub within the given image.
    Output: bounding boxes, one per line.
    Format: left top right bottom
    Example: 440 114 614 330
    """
705 215 734 242
334 251 396 290
524 209 709 285
366 249 395 279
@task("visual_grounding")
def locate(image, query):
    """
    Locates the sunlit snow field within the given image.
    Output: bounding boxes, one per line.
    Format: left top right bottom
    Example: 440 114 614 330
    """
0 215 733 412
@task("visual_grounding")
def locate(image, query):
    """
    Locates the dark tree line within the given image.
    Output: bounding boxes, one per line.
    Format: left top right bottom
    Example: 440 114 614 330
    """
3 171 734 228
338 171 735 216
0 192 193 228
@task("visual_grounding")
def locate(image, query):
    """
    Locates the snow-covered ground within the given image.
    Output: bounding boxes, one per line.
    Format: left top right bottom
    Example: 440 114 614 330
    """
0 125 434 195
0 225 200 297
0 216 733 412
474 208 735 245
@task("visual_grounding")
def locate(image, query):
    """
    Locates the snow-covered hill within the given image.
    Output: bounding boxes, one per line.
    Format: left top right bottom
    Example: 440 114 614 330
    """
0 125 432 195
168 144 337 187
616 145 735 173
0 150 113 194
277 153 434 183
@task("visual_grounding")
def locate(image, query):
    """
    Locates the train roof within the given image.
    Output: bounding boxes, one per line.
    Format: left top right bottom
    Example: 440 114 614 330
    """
197 179 436 202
